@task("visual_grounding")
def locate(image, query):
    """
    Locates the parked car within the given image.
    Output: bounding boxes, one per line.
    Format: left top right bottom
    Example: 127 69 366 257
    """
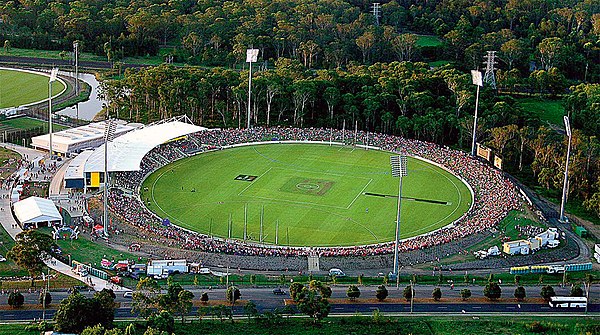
123 291 133 298
272 288 286 295
0 255 6 262
328 268 346 277
110 276 123 285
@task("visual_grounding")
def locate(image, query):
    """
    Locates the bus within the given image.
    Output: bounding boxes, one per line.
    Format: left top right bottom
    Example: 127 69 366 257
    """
548 296 587 308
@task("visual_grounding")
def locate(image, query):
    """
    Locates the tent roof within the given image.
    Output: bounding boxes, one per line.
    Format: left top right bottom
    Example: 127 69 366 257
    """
84 119 205 173
13 197 62 224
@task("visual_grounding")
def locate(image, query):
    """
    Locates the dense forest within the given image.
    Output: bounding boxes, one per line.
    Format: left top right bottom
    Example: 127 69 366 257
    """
1 0 599 219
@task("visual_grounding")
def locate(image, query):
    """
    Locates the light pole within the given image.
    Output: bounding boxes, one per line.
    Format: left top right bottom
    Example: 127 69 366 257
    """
470 70 483 157
245 48 259 129
103 119 117 238
390 155 408 288
48 68 59 157
73 41 79 121
560 116 572 223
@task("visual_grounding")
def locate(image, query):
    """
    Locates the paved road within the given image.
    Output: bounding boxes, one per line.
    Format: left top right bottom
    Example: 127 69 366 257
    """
1 302 598 322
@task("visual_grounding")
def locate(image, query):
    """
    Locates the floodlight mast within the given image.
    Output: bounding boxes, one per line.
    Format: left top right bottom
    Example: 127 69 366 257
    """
48 68 59 157
470 70 483 157
246 48 259 129
390 155 408 288
559 116 572 223
103 119 117 238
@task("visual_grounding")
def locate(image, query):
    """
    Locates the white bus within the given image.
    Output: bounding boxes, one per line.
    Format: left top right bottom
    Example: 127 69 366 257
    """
548 296 587 308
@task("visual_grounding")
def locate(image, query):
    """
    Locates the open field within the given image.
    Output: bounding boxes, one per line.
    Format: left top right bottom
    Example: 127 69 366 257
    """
143 144 472 247
0 69 64 108
0 117 69 133
416 35 444 47
518 98 565 126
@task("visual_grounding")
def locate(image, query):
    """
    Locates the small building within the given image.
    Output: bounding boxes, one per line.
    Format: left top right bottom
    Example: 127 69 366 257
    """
574 226 588 237
12 196 62 229
503 240 530 255
147 259 188 276
528 237 542 251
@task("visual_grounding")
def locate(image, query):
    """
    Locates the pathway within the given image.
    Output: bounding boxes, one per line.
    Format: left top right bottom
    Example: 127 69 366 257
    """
0 143 129 292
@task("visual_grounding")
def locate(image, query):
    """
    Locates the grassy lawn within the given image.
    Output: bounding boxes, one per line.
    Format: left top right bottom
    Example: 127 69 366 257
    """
0 69 65 108
2 316 596 335
0 117 69 132
0 147 21 178
416 34 443 47
142 144 472 247
518 97 565 126
0 224 28 277
429 60 452 67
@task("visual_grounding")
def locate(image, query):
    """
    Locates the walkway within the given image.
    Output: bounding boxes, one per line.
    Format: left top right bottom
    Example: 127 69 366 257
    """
0 143 129 292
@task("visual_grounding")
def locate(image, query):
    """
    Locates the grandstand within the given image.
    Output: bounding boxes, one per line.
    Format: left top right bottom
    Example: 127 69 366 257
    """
31 120 137 154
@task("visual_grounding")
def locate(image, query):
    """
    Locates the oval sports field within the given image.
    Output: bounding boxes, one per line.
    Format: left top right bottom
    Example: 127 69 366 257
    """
141 143 472 247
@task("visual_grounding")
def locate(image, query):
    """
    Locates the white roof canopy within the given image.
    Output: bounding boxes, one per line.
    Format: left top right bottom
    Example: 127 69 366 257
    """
13 197 62 224
84 120 205 173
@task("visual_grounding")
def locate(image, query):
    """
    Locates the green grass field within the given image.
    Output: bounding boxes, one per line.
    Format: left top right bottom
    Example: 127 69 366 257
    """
518 98 565 126
0 117 69 132
142 144 472 247
416 34 443 47
0 69 65 108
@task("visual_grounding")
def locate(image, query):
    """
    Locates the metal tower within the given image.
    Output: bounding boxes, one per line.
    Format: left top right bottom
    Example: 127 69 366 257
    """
483 51 497 89
372 3 381 26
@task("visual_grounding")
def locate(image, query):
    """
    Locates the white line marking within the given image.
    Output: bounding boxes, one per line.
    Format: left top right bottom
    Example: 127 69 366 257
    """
237 167 272 196
346 178 373 209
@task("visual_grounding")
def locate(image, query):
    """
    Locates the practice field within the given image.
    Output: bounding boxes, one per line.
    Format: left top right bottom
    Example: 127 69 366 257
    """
0 69 65 108
142 144 472 247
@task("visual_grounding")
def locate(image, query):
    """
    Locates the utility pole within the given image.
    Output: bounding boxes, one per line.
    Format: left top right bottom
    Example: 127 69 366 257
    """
371 3 381 26
483 51 497 90
560 116 572 223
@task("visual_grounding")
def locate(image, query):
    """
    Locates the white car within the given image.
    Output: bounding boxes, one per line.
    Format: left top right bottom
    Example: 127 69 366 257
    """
123 291 133 298
0 255 6 262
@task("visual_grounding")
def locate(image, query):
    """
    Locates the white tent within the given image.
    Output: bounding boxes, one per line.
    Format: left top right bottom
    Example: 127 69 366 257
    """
13 197 62 228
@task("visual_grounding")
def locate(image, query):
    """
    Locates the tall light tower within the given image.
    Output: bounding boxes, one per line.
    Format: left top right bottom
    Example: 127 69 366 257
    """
246 48 259 129
103 119 117 237
559 116 572 223
73 41 79 94
48 68 59 156
390 155 408 288
470 70 483 157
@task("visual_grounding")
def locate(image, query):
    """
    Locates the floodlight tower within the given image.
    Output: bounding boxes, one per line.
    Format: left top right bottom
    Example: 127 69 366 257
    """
390 155 408 288
559 116 572 223
48 68 59 156
73 41 79 94
246 48 259 129
470 70 483 157
103 119 117 238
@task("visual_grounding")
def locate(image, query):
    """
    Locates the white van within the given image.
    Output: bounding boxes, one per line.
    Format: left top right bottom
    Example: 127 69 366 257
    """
329 268 345 277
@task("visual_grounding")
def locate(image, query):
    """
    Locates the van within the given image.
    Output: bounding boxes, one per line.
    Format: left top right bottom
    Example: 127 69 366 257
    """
329 268 345 277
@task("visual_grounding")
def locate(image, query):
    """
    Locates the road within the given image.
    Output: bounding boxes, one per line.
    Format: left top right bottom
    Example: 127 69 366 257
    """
1 285 598 321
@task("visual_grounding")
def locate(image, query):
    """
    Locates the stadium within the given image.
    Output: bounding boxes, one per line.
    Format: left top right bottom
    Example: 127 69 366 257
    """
62 119 522 270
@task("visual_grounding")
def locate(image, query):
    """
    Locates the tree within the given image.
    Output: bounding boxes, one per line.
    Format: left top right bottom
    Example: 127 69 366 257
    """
132 277 161 317
358 274 364 286
403 285 413 302
375 285 388 301
39 291 52 306
540 285 556 302
500 39 525 69
183 32 203 57
175 289 194 323
514 286 526 301
484 282 502 301
432 287 442 301
226 286 241 305
147 310 174 333
460 288 472 301
289 282 305 301
356 31 375 63
54 292 113 333
8 291 24 308
297 288 330 323
391 33 419 62
200 292 209 303
514 275 521 287
243 300 258 320
3 40 10 54
346 285 360 301
570 285 583 297
7 230 55 287
81 324 105 335
538 37 565 70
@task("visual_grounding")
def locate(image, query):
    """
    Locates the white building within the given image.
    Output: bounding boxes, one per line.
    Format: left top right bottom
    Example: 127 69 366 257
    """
147 259 188 276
